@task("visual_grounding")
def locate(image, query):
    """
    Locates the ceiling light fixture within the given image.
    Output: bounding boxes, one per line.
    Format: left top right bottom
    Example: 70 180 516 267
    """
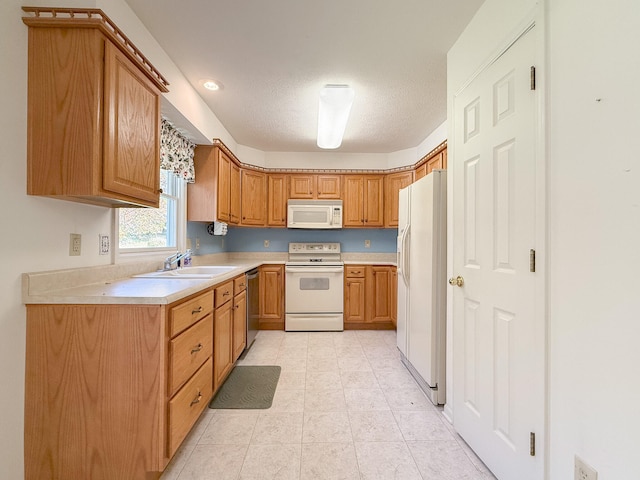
317 84 355 149
202 79 221 91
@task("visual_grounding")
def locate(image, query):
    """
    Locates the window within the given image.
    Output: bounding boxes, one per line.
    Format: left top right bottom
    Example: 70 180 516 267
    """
118 169 185 252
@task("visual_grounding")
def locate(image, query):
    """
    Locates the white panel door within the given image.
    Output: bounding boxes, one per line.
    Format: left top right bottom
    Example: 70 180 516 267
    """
451 24 544 479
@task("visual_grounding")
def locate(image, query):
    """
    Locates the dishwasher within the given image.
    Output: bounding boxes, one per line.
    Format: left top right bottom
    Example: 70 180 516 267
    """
245 268 259 352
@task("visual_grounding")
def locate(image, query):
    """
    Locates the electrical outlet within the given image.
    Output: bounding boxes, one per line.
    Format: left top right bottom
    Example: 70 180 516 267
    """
98 234 110 255
575 456 597 480
69 233 81 256
364 240 371 248
264 240 270 248
195 237 200 250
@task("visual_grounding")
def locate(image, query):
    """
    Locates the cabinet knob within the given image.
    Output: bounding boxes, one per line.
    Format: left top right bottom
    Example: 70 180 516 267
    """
191 343 203 354
158 188 163 194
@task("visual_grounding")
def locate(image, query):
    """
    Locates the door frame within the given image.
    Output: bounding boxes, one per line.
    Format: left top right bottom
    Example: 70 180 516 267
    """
444 4 548 478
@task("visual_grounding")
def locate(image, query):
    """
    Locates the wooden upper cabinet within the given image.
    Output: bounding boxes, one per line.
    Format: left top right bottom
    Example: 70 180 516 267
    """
230 162 241 224
344 175 384 227
289 174 341 199
23 9 168 208
188 146 239 224
316 174 342 199
384 171 413 227
289 174 315 199
217 151 232 222
268 174 288 226
415 147 447 182
241 170 267 226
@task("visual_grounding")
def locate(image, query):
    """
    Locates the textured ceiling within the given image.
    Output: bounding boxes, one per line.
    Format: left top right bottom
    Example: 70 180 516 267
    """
125 0 484 153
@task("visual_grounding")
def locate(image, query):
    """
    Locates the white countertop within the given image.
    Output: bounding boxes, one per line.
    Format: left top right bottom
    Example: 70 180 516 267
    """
22 252 396 305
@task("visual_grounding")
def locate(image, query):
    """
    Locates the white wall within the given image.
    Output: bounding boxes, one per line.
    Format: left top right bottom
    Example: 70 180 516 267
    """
449 0 640 478
546 0 640 478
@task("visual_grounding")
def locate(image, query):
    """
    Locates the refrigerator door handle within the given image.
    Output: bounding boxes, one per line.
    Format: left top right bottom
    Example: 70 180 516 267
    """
402 225 411 286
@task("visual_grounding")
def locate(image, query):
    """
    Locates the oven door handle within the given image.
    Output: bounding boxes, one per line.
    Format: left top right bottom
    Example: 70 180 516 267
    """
285 266 344 274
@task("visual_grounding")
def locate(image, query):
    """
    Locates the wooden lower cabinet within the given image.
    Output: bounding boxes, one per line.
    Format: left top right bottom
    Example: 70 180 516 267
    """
213 281 234 392
233 289 247 361
259 264 284 329
25 288 216 479
344 265 396 329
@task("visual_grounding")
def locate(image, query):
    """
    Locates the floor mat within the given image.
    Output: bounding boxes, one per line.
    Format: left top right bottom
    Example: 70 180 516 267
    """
208 366 281 409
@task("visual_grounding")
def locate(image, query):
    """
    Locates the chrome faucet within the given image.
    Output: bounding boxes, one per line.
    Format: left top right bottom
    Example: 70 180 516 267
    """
163 250 191 270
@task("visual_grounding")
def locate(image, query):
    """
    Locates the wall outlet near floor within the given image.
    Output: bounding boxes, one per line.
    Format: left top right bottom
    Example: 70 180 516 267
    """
98 234 110 255
264 240 270 248
364 240 371 248
69 233 81 256
195 237 200 250
575 456 597 480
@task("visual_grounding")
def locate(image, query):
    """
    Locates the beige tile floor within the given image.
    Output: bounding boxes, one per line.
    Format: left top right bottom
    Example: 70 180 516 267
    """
161 330 496 480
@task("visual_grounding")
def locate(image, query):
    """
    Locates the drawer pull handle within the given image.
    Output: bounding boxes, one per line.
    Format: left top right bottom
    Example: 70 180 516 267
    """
192 306 203 314
239 283 245 287
190 391 202 407
352 271 361 274
223 291 230 296
191 343 203 354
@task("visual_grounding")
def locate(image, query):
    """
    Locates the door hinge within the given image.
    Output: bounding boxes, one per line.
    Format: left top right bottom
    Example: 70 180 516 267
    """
530 66 536 90
530 249 536 273
530 432 536 456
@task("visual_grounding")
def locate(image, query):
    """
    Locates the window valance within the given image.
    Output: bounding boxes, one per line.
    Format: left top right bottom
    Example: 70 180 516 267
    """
160 117 196 183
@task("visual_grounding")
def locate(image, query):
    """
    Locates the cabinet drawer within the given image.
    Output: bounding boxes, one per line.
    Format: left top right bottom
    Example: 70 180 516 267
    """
170 290 213 338
345 266 366 277
168 357 213 457
169 315 213 395
214 281 234 307
233 274 247 294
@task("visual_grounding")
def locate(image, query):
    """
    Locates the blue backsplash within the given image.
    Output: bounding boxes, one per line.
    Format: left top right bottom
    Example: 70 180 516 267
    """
187 222 398 254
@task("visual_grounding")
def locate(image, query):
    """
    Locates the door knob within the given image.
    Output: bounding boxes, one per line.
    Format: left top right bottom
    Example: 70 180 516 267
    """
448 276 464 287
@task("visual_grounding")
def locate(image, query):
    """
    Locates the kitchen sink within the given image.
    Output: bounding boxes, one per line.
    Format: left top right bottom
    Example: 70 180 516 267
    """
134 266 238 279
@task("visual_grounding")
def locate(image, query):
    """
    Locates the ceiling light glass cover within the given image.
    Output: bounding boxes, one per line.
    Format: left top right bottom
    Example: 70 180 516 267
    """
317 85 355 149
202 79 221 91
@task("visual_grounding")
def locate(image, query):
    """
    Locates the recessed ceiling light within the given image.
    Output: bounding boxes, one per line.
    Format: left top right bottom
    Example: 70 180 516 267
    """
202 79 222 91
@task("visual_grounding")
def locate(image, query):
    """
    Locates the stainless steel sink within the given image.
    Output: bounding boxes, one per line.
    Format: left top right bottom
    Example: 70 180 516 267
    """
134 266 237 279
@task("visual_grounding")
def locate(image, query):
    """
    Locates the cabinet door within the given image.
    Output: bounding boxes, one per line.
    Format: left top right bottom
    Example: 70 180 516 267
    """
232 290 247 362
363 176 385 227
343 175 364 226
426 151 444 175
216 151 231 222
268 174 288 226
103 41 161 206
241 170 267 226
289 174 315 199
384 171 413 227
259 265 284 329
415 163 427 181
316 174 342 199
369 266 392 322
213 301 233 392
345 276 366 323
230 161 241 224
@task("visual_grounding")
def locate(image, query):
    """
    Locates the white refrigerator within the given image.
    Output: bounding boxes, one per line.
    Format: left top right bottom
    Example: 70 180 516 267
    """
396 170 447 405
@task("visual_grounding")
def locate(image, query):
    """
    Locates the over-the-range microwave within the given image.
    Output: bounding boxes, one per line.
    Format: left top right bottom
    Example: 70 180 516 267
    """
287 199 343 229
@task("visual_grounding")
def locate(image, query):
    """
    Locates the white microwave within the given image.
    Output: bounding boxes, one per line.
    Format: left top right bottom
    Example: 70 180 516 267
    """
287 200 343 229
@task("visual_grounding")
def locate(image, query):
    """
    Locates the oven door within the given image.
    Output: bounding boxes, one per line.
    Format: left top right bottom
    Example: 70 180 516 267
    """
285 265 344 313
